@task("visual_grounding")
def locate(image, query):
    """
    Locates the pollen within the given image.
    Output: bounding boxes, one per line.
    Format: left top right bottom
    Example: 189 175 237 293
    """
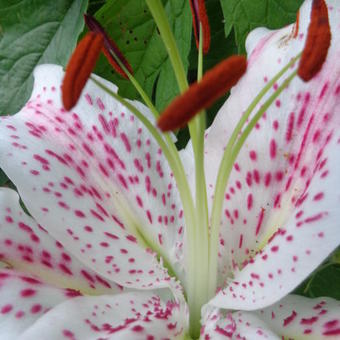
84 14 133 79
189 0 211 54
62 32 104 111
298 0 331 81
157 55 247 132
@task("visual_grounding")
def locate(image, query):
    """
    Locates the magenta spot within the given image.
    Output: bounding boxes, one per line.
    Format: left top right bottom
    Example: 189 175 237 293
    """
118 174 128 189
247 193 253 210
301 316 318 325
96 98 105 110
59 263 72 275
74 210 86 218
1 304 13 314
305 213 324 224
253 169 260 184
126 235 137 243
30 304 42 314
271 245 279 252
283 310 297 326
85 94 93 105
313 192 324 201
63 329 75 338
323 329 340 336
297 93 310 126
273 120 279 130
104 232 119 240
264 172 271 186
249 150 257 161
319 82 329 99
120 133 131 152
238 234 243 248
269 139 277 159
255 208 265 236
15 311 25 318
21 288 36 297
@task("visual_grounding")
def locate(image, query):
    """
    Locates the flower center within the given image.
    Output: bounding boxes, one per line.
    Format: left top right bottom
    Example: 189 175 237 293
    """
61 0 331 338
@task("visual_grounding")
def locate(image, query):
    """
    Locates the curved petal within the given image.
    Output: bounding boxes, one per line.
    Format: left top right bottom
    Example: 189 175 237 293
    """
0 65 185 289
255 294 340 339
201 305 279 339
203 0 340 285
0 188 122 294
210 128 340 310
20 291 189 339
0 268 76 340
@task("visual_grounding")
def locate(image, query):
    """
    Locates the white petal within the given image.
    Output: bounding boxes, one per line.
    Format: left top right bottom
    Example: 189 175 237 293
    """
210 128 340 310
0 269 74 339
0 64 185 289
20 291 189 339
0 187 123 294
201 305 279 339
204 0 340 289
256 294 340 339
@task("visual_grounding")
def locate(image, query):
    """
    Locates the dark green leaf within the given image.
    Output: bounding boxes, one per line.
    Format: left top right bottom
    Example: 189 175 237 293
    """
220 0 303 53
0 0 88 116
94 0 192 111
297 264 340 300
0 168 9 186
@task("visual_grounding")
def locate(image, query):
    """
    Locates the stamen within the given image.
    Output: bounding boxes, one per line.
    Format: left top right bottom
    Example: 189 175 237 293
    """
157 55 246 131
84 14 133 79
189 0 210 54
62 32 103 111
298 0 331 81
292 10 300 38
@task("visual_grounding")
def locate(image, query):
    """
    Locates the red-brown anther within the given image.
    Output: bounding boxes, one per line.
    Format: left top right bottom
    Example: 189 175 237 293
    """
189 0 211 54
62 32 104 111
84 14 133 79
292 10 300 39
157 55 247 132
298 0 331 81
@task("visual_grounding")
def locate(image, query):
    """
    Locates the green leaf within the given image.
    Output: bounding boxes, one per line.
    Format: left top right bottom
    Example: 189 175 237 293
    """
0 168 9 186
303 264 340 300
220 0 303 53
94 0 192 111
0 0 88 116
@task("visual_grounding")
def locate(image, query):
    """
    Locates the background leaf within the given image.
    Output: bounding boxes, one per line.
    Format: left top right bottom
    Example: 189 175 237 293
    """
294 263 340 300
0 0 88 116
93 0 192 111
220 0 303 53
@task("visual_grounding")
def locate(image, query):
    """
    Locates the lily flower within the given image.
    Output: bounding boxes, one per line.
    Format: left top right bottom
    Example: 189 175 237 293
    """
0 0 339 339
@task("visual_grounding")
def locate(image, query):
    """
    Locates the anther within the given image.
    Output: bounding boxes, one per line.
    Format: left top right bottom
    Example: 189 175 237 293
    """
189 0 210 54
62 32 104 111
298 0 331 81
84 14 133 79
158 55 247 131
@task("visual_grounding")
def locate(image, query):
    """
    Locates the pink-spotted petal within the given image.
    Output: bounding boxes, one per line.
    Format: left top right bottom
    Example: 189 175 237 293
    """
0 268 78 339
20 291 188 339
0 188 123 294
201 306 279 339
255 294 340 339
0 64 185 289
210 129 340 310
203 0 340 285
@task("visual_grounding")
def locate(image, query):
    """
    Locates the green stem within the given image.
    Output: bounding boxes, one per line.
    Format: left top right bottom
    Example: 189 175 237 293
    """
145 0 198 148
187 24 210 337
208 68 298 295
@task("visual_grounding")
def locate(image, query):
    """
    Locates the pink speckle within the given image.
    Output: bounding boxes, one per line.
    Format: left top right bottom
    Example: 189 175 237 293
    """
30 304 42 314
